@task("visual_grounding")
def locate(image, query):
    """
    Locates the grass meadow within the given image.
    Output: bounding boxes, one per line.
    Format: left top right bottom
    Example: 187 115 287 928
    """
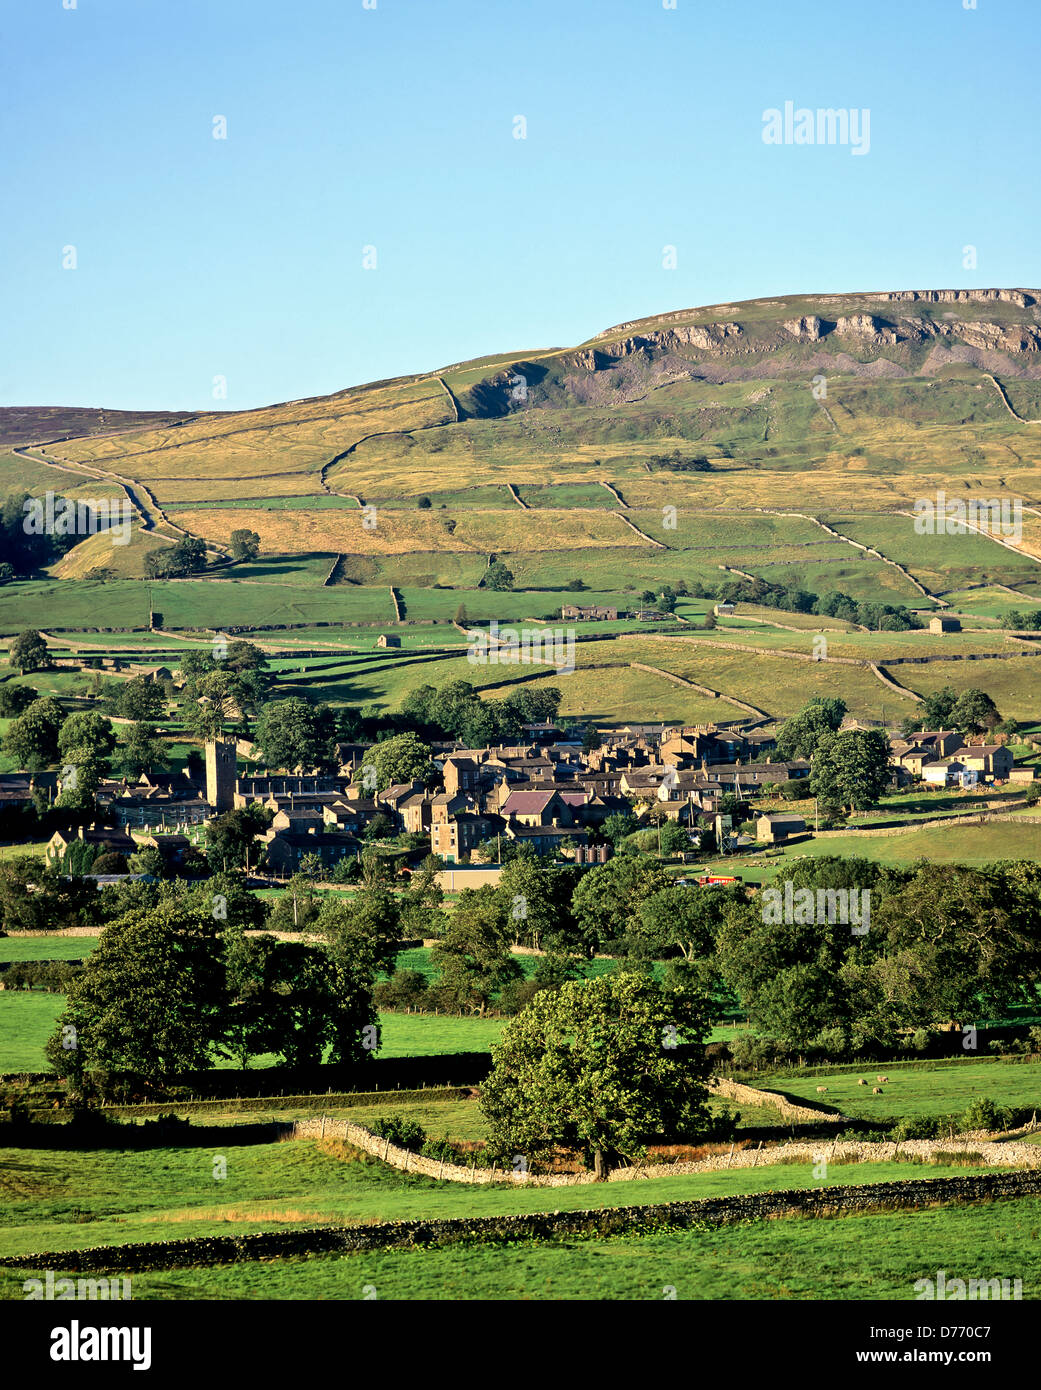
21 1194 1035 1300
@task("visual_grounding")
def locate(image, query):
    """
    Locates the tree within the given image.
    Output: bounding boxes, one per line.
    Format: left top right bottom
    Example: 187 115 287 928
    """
496 857 578 953
417 496 432 510
45 896 228 1091
265 873 322 932
229 529 261 562
318 885 396 1062
810 729 891 813
485 560 515 591
113 722 167 779
601 810 638 846
921 686 958 728
252 698 338 771
222 929 334 1068
480 972 713 1178
186 670 247 741
146 535 207 578
360 731 436 792
637 883 741 966
56 711 116 807
867 862 1041 1032
10 630 49 674
116 677 165 722
204 804 274 871
223 640 267 674
3 696 65 770
774 698 847 761
0 683 37 717
398 854 448 939
950 687 1001 735
570 854 673 956
431 885 522 1014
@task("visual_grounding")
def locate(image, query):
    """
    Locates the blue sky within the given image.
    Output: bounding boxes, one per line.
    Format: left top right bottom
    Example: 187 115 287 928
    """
3 0 1039 410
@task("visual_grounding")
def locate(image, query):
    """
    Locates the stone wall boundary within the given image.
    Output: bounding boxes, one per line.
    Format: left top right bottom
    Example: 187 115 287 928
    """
10 1169 1041 1274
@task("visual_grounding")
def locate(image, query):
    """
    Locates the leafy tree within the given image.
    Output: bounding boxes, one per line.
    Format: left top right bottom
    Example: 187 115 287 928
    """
0 683 37 717
127 845 167 879
222 930 333 1068
774 698 847 761
10 630 49 674
223 640 267 673
116 677 165 722
398 854 447 939
601 810 639 846
637 882 743 968
431 884 522 1014
113 722 167 779
809 728 891 813
252 697 338 771
0 854 100 932
950 687 1001 735
3 696 65 769
360 731 437 791
265 873 322 932
496 857 578 953
480 972 713 1178
204 803 274 871
146 535 207 578
45 896 228 1091
570 854 672 956
485 560 515 591
229 529 261 561
866 862 1041 1031
318 885 397 1062
921 685 958 728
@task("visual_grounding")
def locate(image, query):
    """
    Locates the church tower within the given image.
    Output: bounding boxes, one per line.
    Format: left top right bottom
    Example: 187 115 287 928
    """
205 739 236 811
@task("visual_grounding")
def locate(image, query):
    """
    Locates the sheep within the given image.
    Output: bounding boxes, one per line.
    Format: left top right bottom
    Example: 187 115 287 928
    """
816 1086 828 1095
878 1075 889 1084
857 1078 868 1086
872 1087 883 1094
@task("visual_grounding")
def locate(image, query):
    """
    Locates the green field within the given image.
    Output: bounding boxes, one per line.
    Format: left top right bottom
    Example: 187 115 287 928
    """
0 938 97 962
0 1137 1014 1262
21 1194 1033 1300
762 1059 1041 1121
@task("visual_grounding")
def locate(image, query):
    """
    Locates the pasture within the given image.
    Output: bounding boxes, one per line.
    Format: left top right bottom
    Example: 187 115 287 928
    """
66 1195 1038 1300
0 1139 1013 1263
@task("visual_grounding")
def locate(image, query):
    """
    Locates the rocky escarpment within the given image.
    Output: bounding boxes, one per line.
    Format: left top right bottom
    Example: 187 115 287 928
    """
867 288 1036 308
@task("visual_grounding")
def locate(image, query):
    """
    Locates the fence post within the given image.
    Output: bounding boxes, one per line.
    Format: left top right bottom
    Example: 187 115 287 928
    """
726 1143 734 1169
752 1141 762 1167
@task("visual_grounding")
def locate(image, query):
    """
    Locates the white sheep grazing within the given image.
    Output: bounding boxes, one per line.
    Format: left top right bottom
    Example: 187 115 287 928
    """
876 1075 886 1083
816 1086 828 1094
872 1086 883 1094
878 1075 889 1084
858 1078 868 1086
